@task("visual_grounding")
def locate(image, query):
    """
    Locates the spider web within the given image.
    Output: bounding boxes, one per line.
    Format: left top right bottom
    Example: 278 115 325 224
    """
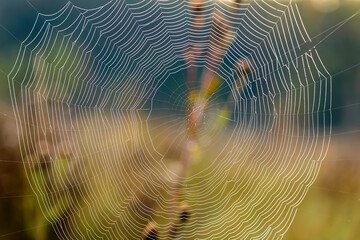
8 0 331 239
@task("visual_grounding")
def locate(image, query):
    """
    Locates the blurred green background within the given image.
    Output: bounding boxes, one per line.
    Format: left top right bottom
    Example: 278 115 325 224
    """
0 0 359 239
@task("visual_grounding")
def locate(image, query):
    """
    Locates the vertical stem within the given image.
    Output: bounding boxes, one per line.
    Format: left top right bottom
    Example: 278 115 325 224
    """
187 65 197 96
167 70 216 239
168 139 194 239
167 1 242 237
167 63 200 238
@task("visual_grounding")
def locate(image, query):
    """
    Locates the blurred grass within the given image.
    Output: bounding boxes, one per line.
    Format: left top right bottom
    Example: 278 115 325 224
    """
0 106 359 239
284 134 360 240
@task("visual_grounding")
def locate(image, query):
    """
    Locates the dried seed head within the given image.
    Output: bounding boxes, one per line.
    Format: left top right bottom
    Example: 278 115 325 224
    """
143 222 158 240
191 0 206 30
221 0 245 3
193 4 204 12
180 202 191 223
210 11 234 52
191 0 205 13
236 59 252 75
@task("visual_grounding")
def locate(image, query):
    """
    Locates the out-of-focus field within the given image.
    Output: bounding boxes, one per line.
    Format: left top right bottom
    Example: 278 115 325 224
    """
0 104 359 240
285 133 360 240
